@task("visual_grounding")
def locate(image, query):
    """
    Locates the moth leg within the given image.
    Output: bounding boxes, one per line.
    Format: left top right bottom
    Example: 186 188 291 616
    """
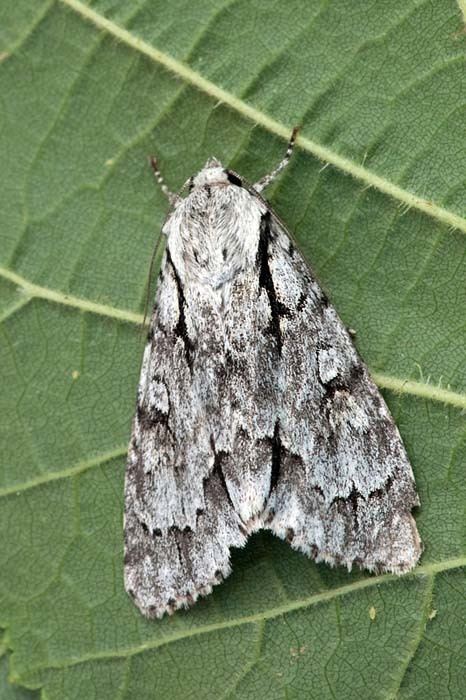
253 126 299 193
149 156 179 205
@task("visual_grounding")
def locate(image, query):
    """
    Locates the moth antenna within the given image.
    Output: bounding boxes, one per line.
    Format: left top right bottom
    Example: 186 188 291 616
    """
253 126 300 193
149 156 179 206
141 156 178 337
141 230 164 338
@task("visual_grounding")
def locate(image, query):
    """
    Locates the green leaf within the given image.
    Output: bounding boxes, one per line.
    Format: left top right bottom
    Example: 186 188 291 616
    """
1 1 465 698
0 654 38 700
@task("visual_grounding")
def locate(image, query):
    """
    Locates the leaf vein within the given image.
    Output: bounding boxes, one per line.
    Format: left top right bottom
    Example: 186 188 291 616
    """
21 560 466 675
58 0 466 234
0 265 143 325
385 574 435 699
0 445 127 498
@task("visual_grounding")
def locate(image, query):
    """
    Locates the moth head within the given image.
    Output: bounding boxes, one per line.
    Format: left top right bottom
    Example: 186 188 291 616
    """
188 158 232 190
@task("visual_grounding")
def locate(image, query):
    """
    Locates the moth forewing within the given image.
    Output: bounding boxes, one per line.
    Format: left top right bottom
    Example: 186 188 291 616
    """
124 132 421 619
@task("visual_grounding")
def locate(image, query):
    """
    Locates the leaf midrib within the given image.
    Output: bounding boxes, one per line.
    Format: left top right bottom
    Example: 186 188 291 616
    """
13 559 464 680
57 0 466 234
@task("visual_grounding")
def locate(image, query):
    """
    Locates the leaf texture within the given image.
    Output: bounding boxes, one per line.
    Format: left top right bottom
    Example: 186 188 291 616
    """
0 1 465 698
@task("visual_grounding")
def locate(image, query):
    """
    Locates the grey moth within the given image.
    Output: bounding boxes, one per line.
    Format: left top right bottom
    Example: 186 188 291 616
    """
124 130 421 619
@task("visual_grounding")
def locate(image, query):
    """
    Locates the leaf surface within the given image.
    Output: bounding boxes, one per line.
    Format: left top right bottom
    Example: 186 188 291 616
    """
1 1 465 698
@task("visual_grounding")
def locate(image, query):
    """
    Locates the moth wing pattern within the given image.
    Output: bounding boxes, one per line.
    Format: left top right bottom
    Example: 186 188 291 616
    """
124 257 249 618
259 212 421 573
124 180 285 618
124 141 421 619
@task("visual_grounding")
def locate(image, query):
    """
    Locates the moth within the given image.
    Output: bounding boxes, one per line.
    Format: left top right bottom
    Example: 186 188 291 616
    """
124 130 421 619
